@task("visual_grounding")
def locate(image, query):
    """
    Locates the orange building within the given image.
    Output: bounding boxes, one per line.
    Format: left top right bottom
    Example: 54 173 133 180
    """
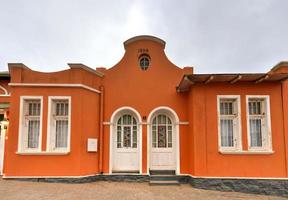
1 35 288 195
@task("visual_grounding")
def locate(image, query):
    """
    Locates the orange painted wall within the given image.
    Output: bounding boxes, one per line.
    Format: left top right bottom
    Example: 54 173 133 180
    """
189 82 287 177
2 37 288 178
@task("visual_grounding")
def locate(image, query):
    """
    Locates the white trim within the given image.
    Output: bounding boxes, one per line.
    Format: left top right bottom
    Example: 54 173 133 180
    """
46 96 71 153
246 95 273 151
109 106 142 174
18 96 43 153
16 151 70 155
0 85 10 96
9 83 101 94
217 95 242 152
0 120 8 175
147 106 180 175
219 150 274 155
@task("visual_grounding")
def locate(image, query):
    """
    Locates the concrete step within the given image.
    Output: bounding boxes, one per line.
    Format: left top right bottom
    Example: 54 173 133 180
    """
149 170 175 175
149 180 180 186
150 175 180 181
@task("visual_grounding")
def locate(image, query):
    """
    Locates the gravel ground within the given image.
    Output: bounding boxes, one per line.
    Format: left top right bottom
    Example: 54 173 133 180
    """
0 179 285 200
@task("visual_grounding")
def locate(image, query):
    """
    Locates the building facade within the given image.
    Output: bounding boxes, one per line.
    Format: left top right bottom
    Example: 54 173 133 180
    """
1 36 288 185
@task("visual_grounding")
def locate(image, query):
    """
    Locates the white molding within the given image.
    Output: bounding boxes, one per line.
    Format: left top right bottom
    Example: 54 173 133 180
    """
246 95 272 151
146 106 180 175
18 96 43 153
8 83 101 94
0 121 8 175
46 96 71 152
217 95 242 152
109 106 142 174
0 85 10 96
103 122 112 125
16 151 70 155
219 150 274 155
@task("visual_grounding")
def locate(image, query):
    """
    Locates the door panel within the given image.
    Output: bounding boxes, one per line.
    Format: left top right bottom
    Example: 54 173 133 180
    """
150 114 176 170
112 114 139 172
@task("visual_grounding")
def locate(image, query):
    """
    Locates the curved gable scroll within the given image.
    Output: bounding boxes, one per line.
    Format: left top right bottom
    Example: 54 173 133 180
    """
0 85 9 96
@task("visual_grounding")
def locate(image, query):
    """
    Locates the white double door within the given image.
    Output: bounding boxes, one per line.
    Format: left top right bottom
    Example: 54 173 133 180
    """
149 114 176 171
112 114 140 172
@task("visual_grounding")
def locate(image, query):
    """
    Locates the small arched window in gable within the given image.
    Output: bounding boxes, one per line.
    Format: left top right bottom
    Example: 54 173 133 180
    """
139 54 150 71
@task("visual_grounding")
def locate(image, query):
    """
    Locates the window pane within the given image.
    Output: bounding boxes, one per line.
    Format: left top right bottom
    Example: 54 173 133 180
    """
158 126 167 148
250 119 262 147
123 126 131 147
117 126 121 148
28 120 40 148
55 120 68 148
168 125 172 148
133 126 137 148
220 119 234 147
152 125 157 148
249 99 262 115
220 101 234 115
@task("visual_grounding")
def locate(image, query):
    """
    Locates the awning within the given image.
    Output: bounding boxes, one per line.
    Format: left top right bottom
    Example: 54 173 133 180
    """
177 73 288 92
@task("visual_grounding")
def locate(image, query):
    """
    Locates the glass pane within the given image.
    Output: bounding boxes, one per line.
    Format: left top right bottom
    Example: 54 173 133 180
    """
117 126 121 148
220 100 234 115
168 126 172 148
133 126 137 148
27 120 40 148
220 119 234 147
152 126 157 148
28 101 40 116
249 99 262 115
55 120 68 148
158 126 167 148
250 119 262 147
123 126 131 147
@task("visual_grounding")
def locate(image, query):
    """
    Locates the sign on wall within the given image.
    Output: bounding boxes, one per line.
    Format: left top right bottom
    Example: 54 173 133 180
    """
87 138 98 152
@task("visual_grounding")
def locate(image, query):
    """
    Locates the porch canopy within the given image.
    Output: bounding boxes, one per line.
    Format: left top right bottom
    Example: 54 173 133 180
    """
177 72 288 92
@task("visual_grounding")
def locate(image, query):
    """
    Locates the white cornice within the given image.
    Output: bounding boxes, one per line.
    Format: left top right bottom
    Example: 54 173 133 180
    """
8 83 101 94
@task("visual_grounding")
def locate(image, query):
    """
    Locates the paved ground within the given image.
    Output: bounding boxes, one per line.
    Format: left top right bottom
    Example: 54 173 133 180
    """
0 179 285 200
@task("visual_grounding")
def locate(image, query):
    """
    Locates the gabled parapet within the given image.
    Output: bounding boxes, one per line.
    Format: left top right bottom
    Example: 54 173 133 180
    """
8 63 104 91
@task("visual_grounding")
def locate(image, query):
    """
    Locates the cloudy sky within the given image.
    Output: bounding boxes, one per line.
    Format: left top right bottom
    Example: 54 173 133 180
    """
0 0 287 73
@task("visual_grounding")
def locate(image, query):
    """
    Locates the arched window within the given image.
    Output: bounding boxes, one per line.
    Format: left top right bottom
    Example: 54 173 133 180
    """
152 114 172 148
117 114 137 148
139 54 150 70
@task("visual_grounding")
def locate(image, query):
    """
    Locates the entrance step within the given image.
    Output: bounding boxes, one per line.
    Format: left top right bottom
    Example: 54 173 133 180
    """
149 179 180 186
149 170 175 176
149 173 180 186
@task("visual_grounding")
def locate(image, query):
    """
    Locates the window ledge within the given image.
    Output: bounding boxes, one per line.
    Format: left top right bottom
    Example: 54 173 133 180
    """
219 150 274 155
16 151 70 155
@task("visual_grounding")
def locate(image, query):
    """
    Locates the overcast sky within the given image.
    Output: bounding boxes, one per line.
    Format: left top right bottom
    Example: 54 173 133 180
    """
0 0 288 73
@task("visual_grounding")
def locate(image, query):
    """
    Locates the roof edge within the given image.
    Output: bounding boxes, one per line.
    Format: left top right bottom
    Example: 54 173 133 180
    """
68 63 104 78
123 35 166 49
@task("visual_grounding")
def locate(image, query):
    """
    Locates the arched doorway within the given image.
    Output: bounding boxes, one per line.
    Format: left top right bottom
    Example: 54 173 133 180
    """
109 107 142 173
147 107 180 174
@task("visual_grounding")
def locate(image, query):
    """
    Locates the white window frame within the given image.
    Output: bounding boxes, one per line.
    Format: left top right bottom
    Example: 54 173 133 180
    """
18 96 43 153
246 95 272 152
217 95 242 152
47 96 71 153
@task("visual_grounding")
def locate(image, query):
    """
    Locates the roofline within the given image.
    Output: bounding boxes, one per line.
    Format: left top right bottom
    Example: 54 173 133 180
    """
123 35 166 49
270 61 288 72
68 63 104 77
0 71 10 78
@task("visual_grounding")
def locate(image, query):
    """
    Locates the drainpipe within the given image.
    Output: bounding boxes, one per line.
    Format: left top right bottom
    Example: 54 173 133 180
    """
99 86 104 174
281 83 288 177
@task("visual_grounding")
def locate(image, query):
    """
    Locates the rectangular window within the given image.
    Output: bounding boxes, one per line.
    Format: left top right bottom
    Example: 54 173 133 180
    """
47 97 71 152
217 96 241 151
18 97 43 152
247 96 272 151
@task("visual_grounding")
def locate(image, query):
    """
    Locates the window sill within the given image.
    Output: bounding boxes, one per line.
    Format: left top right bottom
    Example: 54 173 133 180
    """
16 151 70 155
219 150 274 155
